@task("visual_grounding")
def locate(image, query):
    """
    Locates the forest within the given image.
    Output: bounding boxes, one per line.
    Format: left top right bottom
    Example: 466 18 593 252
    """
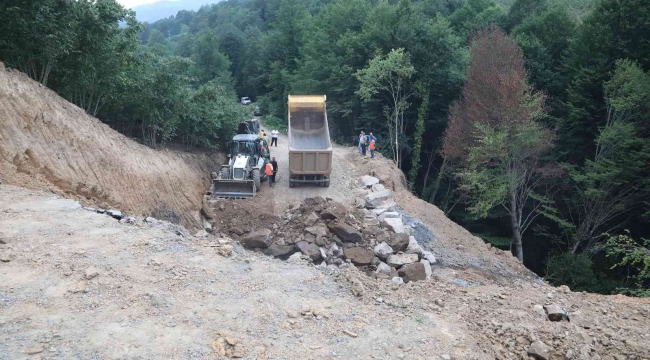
0 0 648 296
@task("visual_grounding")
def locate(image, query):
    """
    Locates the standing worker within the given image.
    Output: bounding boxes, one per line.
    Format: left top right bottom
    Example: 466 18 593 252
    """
271 129 279 147
358 131 365 154
369 137 376 158
265 161 275 187
270 157 278 185
259 128 267 140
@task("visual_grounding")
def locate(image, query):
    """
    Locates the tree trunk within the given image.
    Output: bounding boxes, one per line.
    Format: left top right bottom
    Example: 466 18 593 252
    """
510 191 524 262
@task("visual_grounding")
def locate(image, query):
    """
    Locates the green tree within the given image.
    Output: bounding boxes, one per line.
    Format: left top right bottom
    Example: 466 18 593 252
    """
564 60 650 254
408 89 428 190
191 30 231 84
442 26 553 262
356 48 415 169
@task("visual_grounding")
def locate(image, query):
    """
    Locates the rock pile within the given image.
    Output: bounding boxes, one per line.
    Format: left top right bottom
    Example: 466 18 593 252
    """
236 176 437 283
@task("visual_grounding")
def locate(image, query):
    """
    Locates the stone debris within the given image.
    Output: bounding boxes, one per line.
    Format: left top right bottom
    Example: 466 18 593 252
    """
544 304 569 322
230 175 438 284
68 281 87 293
106 209 123 220
365 189 392 209
84 266 99 279
527 341 552 360
386 253 418 267
361 175 379 187
0 251 14 262
211 331 245 358
343 329 358 338
240 228 273 249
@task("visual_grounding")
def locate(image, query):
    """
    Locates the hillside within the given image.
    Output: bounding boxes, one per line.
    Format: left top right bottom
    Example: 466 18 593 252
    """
132 0 222 23
0 62 223 228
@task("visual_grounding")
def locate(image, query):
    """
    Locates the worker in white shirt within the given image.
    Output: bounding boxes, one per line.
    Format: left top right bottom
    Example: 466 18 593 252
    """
271 129 279 147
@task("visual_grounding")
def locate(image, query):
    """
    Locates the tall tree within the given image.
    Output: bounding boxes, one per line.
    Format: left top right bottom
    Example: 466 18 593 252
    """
442 26 554 262
356 48 415 168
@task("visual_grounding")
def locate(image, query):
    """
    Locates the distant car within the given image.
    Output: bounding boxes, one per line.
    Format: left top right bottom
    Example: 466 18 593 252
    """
240 97 251 105
254 105 261 116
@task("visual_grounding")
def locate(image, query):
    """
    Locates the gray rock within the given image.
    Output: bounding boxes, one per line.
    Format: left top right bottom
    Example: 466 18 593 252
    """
377 200 398 212
420 259 432 278
441 355 451 360
364 189 392 209
96 208 106 214
371 208 388 216
327 222 363 243
144 216 157 223
387 253 419 267
533 304 545 316
373 242 394 260
422 251 436 264
398 262 427 283
405 236 424 256
376 262 393 276
0 252 15 262
527 341 552 360
296 241 323 262
106 209 123 220
382 217 405 234
343 247 374 266
387 233 409 253
544 304 568 322
371 183 385 192
85 266 99 279
320 202 346 220
287 252 303 263
305 225 328 237
391 277 404 284
361 175 380 187
304 213 319 227
319 247 328 261
378 212 400 223
264 244 297 258
240 228 273 248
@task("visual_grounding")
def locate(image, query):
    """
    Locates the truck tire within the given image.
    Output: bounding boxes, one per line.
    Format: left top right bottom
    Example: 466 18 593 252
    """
252 169 261 191
324 175 330 187
220 167 230 180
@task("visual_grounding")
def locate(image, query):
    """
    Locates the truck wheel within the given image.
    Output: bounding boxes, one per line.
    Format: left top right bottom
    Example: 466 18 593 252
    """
252 169 261 191
324 175 330 187
220 167 230 180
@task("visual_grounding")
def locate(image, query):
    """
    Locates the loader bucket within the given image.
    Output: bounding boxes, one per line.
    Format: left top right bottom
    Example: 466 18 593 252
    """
211 179 256 199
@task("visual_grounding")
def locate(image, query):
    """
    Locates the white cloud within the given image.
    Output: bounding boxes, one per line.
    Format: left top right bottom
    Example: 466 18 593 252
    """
117 0 166 9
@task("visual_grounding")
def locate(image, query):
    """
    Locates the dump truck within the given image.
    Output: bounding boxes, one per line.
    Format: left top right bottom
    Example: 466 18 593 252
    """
288 95 332 187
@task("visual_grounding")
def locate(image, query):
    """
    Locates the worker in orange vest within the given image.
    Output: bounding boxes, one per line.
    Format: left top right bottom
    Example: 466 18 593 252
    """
369 138 376 158
265 161 275 187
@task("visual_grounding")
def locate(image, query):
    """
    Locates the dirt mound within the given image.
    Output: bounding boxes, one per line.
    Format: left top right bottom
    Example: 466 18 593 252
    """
0 63 223 227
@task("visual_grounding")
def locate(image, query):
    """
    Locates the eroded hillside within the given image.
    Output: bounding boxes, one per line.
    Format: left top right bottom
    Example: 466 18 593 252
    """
0 63 223 227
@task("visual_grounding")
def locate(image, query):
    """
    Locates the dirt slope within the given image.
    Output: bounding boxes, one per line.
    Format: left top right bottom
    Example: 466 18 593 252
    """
0 62 222 227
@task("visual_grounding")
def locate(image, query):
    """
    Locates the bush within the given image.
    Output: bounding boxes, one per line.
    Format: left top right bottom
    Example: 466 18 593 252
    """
545 252 622 294
263 115 288 133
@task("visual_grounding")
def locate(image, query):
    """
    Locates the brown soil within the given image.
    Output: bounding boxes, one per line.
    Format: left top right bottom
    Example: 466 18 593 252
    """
0 62 224 228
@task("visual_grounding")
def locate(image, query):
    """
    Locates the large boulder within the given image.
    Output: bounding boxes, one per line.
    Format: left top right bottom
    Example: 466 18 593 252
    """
296 241 323 262
361 175 380 188
527 341 552 360
387 253 419 267
420 259 432 278
343 247 374 266
387 233 409 253
305 225 328 237
405 236 424 256
544 305 568 322
371 183 385 192
327 222 363 243
422 251 437 264
377 200 398 212
264 244 297 258
377 212 400 223
397 262 427 283
364 189 392 209
320 202 347 220
381 217 405 234
373 242 394 260
304 213 319 227
241 228 273 248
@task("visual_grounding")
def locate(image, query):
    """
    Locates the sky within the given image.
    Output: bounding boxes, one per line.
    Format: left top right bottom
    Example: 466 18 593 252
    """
117 0 161 8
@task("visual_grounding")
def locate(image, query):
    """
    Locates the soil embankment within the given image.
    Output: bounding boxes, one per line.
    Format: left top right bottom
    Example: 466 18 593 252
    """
0 62 222 227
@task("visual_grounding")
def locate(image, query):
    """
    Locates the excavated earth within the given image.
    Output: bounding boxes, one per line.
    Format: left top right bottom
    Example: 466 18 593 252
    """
0 63 649 359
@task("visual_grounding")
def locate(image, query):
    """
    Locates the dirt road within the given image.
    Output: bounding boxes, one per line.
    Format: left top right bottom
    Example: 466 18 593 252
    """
0 185 484 359
258 121 360 216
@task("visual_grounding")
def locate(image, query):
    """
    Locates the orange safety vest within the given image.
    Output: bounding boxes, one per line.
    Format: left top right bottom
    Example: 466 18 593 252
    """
369 139 376 150
265 162 274 176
